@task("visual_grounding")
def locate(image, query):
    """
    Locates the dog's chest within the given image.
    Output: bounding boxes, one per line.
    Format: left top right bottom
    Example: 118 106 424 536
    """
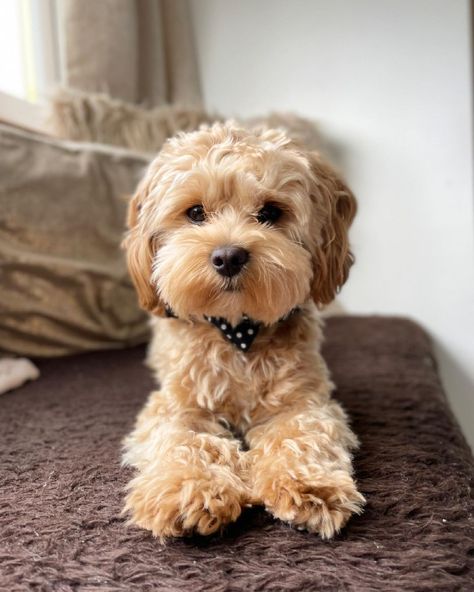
151 324 275 427
190 348 269 428
150 315 320 430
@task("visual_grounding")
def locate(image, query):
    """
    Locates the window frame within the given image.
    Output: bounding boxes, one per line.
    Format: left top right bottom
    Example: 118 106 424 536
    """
0 0 62 134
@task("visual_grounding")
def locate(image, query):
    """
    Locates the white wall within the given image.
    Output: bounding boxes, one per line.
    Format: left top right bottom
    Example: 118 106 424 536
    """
190 0 474 447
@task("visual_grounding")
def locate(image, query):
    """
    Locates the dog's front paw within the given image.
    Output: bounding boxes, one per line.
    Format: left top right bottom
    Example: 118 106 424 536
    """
254 471 365 539
123 464 248 540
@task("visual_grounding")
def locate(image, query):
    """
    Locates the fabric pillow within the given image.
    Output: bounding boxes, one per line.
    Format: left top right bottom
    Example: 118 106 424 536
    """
49 88 324 155
50 88 219 154
0 123 151 357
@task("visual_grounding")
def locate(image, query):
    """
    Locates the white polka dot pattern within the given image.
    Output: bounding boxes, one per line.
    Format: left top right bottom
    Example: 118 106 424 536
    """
166 306 300 354
207 315 261 352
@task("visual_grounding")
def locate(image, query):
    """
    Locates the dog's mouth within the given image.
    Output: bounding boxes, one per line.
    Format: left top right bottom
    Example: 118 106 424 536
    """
223 279 241 293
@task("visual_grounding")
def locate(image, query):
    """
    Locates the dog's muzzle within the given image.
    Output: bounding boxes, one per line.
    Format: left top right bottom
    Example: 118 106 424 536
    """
211 245 249 277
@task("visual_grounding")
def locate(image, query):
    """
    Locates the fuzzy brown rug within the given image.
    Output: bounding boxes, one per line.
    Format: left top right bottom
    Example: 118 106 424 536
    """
1 316 473 591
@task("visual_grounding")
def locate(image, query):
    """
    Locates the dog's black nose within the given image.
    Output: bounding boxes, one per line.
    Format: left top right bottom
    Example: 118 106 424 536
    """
211 246 249 277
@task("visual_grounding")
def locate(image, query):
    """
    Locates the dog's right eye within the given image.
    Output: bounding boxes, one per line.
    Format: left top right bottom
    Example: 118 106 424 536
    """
186 205 206 224
257 203 283 225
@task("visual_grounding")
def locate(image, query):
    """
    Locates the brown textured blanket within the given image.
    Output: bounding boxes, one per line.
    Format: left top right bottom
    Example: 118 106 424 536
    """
1 316 473 591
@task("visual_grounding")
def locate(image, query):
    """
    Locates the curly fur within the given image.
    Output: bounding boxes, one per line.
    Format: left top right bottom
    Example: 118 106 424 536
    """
122 121 364 540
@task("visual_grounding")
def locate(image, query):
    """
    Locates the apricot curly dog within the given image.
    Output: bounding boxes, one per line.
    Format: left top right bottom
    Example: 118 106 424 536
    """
122 122 365 540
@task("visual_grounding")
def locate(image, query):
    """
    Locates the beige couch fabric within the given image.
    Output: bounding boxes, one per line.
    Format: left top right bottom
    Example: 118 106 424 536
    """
49 88 324 156
50 88 217 155
0 124 150 357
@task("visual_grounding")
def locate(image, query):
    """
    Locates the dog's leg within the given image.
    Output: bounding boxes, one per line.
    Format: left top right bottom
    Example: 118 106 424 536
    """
246 396 365 538
122 391 249 540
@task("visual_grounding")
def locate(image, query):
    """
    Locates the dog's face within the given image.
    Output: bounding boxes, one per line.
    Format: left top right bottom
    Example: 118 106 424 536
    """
124 123 356 325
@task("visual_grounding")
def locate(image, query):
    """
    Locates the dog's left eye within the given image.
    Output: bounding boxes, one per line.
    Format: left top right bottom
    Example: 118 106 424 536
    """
186 205 206 224
257 203 283 225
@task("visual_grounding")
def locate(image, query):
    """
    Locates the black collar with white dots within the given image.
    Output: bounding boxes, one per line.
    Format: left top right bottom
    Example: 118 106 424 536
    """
165 306 300 354
205 315 259 351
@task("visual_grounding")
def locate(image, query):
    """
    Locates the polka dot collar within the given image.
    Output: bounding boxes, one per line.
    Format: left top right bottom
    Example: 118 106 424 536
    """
205 315 260 352
164 306 300 354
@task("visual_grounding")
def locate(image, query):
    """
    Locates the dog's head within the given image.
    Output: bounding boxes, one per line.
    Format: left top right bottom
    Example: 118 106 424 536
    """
123 122 356 325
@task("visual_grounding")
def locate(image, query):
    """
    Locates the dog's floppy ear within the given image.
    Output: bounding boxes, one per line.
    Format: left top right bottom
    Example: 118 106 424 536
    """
308 152 357 307
122 180 166 317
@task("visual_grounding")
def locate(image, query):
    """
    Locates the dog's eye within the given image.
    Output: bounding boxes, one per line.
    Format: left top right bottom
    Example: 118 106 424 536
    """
257 203 283 225
186 205 206 224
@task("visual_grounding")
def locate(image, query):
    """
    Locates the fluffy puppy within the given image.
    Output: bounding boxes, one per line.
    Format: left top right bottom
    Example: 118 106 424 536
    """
122 122 365 540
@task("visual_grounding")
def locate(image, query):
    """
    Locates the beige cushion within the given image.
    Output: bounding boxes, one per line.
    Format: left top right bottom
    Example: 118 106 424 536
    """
0 123 150 356
49 89 324 155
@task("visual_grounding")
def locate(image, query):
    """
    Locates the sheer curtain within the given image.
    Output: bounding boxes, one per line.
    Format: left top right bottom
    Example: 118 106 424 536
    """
62 0 201 107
